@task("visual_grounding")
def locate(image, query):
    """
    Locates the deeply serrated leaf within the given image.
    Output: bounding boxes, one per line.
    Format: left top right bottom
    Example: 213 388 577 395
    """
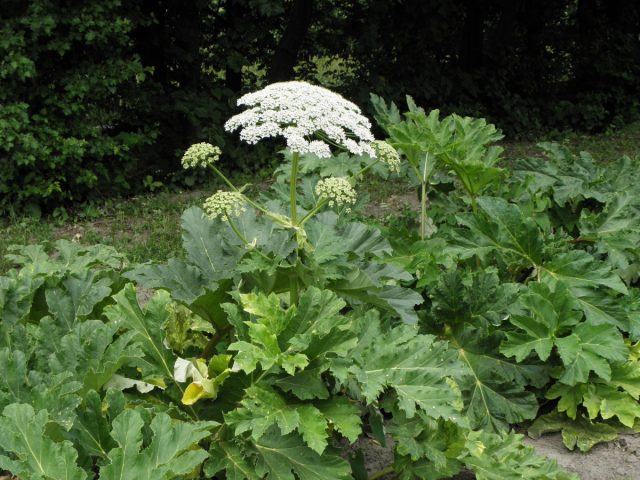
529 411 618 452
0 404 88 480
555 323 627 385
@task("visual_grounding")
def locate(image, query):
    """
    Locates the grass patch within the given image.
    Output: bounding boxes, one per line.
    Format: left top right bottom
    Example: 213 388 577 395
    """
505 121 640 161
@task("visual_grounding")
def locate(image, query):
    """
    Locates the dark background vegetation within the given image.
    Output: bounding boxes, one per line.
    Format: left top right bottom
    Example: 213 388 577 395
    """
2 0 639 212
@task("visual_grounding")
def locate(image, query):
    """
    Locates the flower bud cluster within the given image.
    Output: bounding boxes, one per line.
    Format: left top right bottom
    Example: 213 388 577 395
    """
182 142 221 169
315 177 357 212
373 140 401 173
224 81 375 158
203 191 246 221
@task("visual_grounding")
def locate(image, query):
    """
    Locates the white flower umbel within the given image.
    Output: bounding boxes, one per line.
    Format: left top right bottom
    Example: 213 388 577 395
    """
315 177 357 212
373 140 401 173
203 191 246 221
182 142 221 169
224 81 376 158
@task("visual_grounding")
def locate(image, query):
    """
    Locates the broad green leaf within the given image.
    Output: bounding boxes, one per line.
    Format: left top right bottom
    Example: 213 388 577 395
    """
579 192 640 241
105 284 175 381
101 409 215 480
452 196 543 267
44 320 143 394
225 385 330 454
68 390 115 458
501 282 582 362
389 412 465 478
546 383 586 419
6 240 126 276
429 269 521 327
541 250 628 295
315 397 362 443
274 367 330 400
370 93 402 130
0 404 87 480
610 361 640 399
125 259 210 304
206 439 261 480
45 270 112 329
0 348 82 429
450 328 545 431
582 383 640 427
0 271 43 332
181 206 245 281
253 429 352 480
330 268 422 324
529 411 618 452
464 429 576 479
555 322 627 385
348 318 464 423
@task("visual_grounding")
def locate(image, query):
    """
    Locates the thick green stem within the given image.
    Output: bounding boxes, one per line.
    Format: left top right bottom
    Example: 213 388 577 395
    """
289 151 301 305
209 164 290 227
420 179 427 240
290 151 299 225
299 199 328 226
289 269 299 305
227 218 271 260
419 153 430 240
299 158 382 227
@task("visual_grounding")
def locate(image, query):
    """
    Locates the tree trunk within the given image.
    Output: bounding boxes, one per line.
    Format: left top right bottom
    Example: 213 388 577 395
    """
268 0 314 83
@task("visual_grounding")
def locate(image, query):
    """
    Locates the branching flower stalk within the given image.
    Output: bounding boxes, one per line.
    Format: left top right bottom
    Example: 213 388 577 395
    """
419 152 432 240
224 81 377 305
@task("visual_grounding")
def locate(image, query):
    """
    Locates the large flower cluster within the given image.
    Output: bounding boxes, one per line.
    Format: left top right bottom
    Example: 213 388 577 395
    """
182 142 221 169
373 140 401 173
224 81 376 158
315 177 357 212
203 191 246 221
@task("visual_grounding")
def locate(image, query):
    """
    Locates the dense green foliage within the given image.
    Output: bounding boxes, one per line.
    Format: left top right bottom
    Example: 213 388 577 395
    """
0 84 602 479
1 1 152 211
377 96 640 451
2 0 639 210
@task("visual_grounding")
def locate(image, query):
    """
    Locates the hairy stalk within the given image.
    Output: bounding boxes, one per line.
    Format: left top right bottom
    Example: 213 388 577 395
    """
419 153 430 240
290 151 299 224
209 164 285 225
420 181 427 239
298 158 382 227
290 151 300 305
227 218 271 260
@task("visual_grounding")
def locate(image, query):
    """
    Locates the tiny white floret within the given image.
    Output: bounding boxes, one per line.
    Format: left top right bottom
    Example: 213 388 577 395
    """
203 191 246 221
225 81 376 158
181 142 221 169
315 177 357 212
373 140 401 173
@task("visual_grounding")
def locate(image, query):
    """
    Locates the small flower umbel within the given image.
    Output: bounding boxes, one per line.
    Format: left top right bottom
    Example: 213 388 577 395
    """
223 81 377 305
315 177 357 213
373 140 401 174
203 191 246 221
181 142 221 169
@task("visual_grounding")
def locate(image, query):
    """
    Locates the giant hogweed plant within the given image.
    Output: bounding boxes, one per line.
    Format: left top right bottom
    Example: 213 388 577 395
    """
373 97 640 452
0 82 573 479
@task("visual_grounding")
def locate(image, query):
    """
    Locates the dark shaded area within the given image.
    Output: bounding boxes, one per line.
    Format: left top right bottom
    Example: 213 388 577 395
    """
2 0 639 210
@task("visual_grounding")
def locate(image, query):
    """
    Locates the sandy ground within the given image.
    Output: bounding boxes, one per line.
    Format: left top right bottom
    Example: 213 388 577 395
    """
524 433 640 480
351 433 640 479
